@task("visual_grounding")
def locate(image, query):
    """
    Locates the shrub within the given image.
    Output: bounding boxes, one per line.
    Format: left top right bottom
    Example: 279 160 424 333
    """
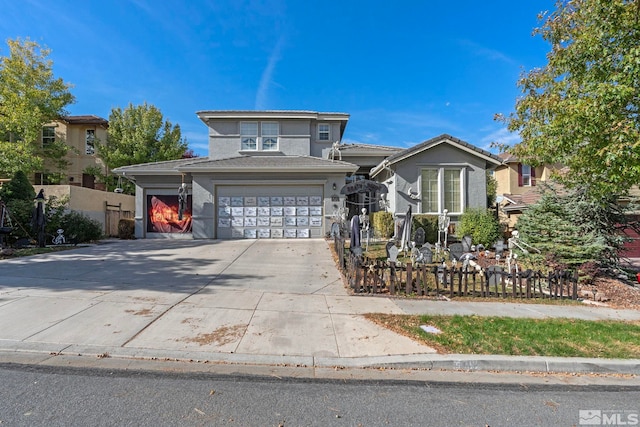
59 211 103 243
411 214 438 243
457 208 501 247
372 211 394 238
118 218 135 239
0 170 35 202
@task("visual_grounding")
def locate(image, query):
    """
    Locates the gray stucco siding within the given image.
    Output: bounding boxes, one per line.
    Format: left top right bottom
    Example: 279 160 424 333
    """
389 143 490 218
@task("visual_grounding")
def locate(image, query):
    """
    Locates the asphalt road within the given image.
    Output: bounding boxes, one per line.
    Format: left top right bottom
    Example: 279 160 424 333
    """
1 363 639 427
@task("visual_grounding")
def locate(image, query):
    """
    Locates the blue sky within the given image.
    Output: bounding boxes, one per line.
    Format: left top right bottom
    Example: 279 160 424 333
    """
1 0 555 156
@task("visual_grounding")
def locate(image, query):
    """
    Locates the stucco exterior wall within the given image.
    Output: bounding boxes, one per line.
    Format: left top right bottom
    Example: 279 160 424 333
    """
188 171 345 239
389 143 489 223
33 185 134 231
43 120 108 185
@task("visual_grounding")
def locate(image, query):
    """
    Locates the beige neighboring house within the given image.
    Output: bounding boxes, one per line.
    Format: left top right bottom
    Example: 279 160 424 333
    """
36 115 134 236
39 115 109 188
493 152 558 230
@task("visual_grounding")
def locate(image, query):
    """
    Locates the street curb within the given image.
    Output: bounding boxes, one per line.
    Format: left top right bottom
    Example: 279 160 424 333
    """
1 342 638 376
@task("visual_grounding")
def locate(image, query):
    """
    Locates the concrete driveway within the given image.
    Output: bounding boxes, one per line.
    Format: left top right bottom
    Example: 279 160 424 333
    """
0 239 434 363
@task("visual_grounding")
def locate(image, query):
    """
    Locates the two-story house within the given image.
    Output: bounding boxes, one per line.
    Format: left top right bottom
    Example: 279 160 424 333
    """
493 152 559 230
39 115 108 188
113 110 358 239
113 111 503 240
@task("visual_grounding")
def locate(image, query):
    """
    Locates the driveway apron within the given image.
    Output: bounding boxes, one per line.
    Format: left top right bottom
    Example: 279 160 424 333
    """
0 239 435 360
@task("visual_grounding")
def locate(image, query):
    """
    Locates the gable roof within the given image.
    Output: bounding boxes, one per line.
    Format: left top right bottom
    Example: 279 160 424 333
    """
370 134 502 178
112 155 358 176
337 143 403 156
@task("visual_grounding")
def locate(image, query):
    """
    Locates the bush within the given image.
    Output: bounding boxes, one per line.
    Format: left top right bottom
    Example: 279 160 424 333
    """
59 211 103 243
118 218 135 239
457 208 501 247
0 171 35 201
411 214 438 243
372 211 394 238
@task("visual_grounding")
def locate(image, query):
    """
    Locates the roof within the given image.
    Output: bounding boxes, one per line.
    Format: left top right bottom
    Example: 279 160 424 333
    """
498 152 517 162
196 110 350 140
62 115 108 126
370 134 503 178
196 110 349 120
113 155 358 175
178 155 358 173
337 143 403 156
113 157 210 175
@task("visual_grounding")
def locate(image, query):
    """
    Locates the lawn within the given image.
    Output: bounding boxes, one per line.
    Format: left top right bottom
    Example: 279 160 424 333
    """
365 313 640 359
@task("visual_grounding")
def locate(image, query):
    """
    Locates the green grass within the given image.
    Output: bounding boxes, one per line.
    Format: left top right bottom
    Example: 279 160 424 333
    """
366 313 640 358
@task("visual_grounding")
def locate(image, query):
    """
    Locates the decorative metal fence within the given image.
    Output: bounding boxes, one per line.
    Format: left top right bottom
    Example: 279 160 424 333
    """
334 236 578 300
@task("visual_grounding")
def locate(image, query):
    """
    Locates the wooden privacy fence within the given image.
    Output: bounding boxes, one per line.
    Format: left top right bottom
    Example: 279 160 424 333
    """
335 237 579 300
105 202 133 237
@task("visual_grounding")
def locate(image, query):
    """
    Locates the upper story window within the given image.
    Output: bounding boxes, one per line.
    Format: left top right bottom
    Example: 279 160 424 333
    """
318 124 330 141
518 164 535 186
241 121 279 151
42 126 55 146
261 122 278 151
421 168 464 215
241 122 258 150
85 129 96 155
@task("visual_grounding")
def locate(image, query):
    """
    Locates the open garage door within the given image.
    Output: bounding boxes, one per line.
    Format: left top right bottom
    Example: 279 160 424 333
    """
216 185 324 239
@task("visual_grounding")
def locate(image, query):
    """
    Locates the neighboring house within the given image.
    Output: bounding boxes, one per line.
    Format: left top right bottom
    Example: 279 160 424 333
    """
369 134 502 229
493 152 558 230
39 115 109 188
113 114 501 240
36 115 134 237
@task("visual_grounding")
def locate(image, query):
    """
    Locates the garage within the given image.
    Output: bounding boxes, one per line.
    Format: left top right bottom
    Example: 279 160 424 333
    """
215 184 325 239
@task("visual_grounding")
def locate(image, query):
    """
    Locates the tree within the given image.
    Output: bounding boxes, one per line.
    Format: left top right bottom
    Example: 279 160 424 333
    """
0 170 35 202
516 185 610 269
99 102 188 170
498 0 640 200
0 38 75 177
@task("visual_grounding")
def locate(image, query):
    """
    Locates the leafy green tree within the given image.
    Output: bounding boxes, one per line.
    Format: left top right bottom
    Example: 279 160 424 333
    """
97 102 188 194
498 0 640 200
99 102 188 169
0 38 75 177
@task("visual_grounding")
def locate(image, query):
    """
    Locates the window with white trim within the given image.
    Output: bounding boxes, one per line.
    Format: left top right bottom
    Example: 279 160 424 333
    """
318 123 330 141
241 122 258 150
261 122 278 151
420 168 464 214
85 129 96 155
42 126 55 146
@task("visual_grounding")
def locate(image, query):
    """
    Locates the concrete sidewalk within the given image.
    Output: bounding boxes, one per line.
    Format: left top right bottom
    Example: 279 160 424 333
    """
0 239 639 380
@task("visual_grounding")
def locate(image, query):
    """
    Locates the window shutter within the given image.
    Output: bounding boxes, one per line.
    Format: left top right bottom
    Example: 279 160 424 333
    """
517 163 523 187
531 166 536 186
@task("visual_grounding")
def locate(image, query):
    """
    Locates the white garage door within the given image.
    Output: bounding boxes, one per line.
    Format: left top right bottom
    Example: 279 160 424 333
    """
216 185 324 239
